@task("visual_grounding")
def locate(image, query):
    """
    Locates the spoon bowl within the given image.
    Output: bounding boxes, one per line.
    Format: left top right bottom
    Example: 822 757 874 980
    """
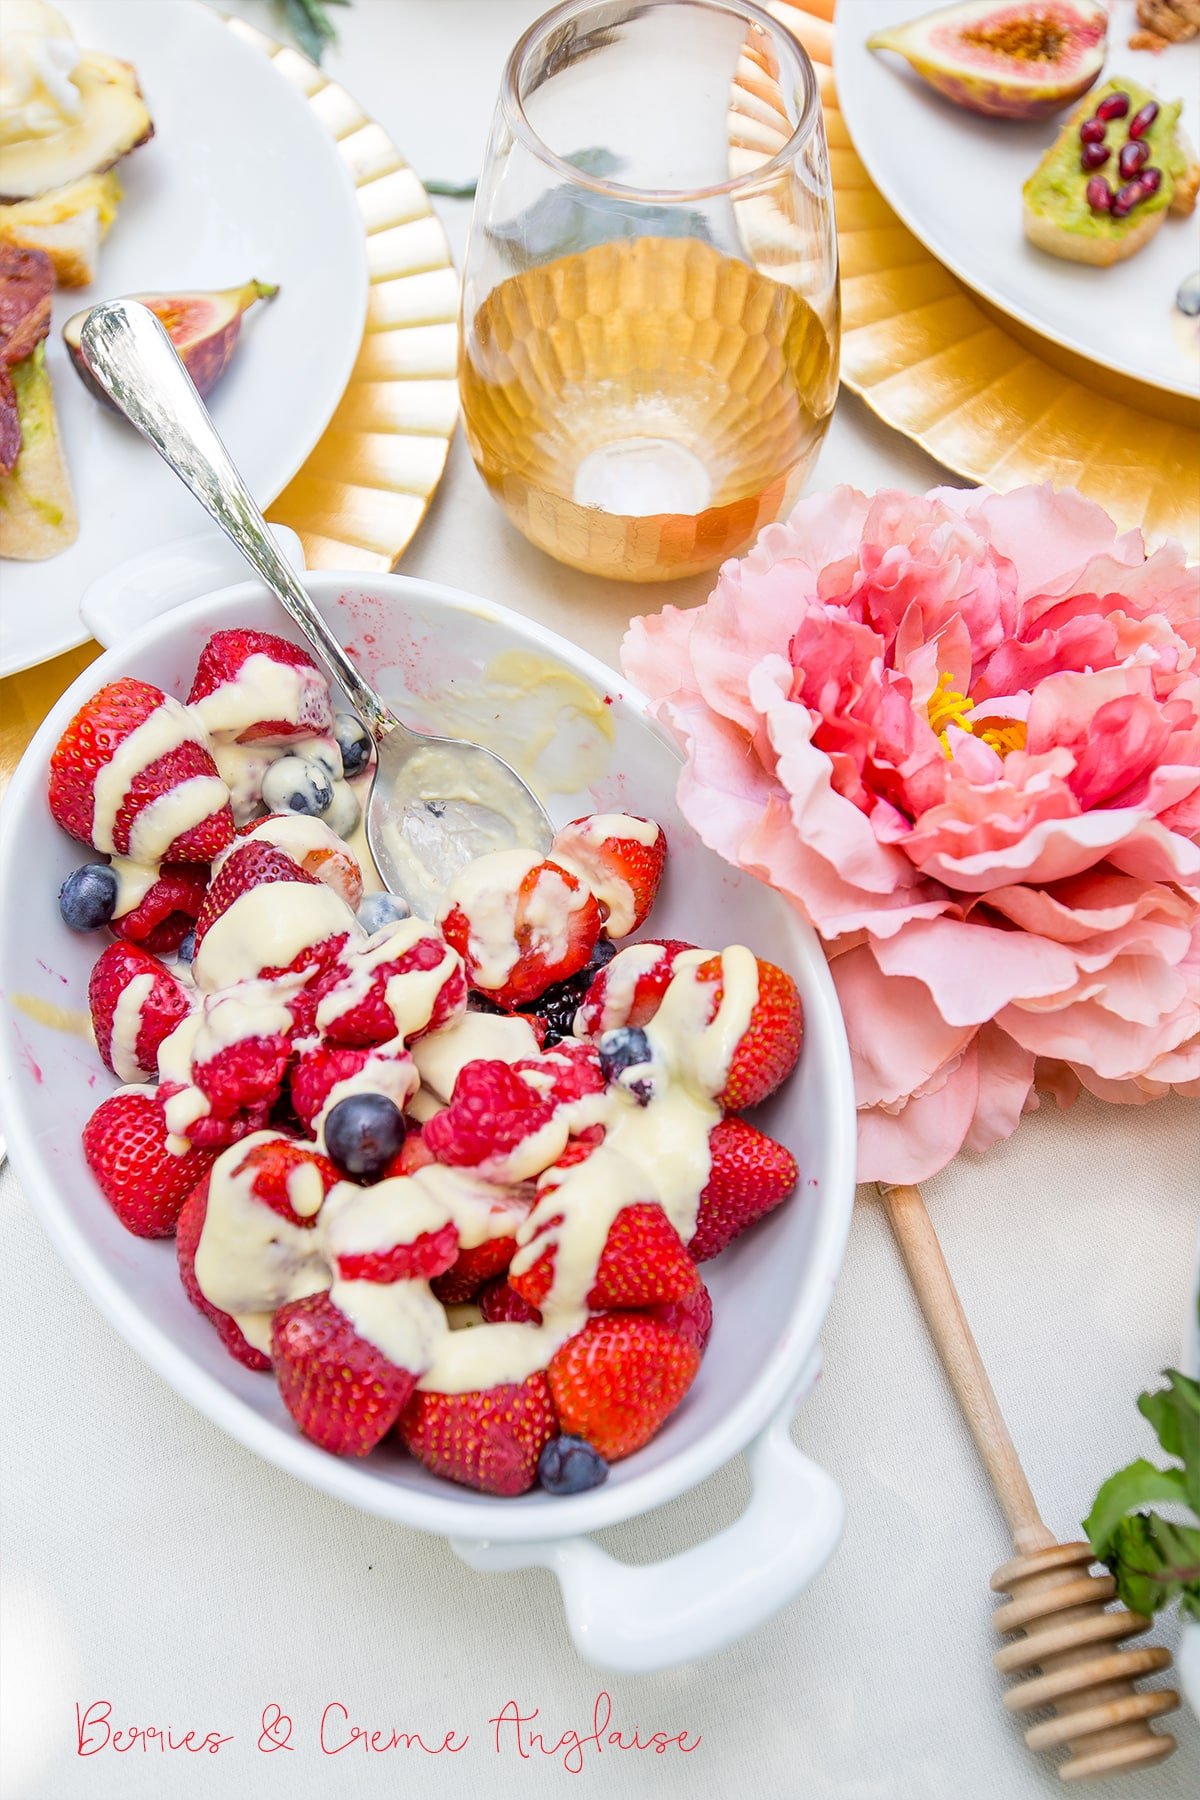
77 298 552 915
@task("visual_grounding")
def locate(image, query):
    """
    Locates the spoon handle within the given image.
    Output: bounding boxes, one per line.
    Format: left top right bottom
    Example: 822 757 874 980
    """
78 299 400 744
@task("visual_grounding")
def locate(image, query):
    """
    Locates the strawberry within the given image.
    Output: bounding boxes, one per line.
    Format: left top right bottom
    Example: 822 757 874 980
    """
334 1222 459 1285
647 1280 713 1353
110 861 209 954
440 855 602 1009
273 1292 418 1456
193 839 321 949
398 1372 557 1496
575 938 694 1036
422 1060 554 1170
690 1116 798 1261
89 942 192 1080
384 1128 436 1178
548 1312 700 1461
694 954 803 1109
237 814 362 908
431 1236 519 1305
165 1000 295 1149
193 840 354 1025
49 679 233 862
175 1178 272 1371
82 1090 216 1238
550 815 667 938
316 928 466 1048
477 1278 541 1324
511 1201 699 1312
187 629 333 744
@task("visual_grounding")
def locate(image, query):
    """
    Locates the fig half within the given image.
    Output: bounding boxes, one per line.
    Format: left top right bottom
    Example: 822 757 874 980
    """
868 0 1108 122
64 278 278 402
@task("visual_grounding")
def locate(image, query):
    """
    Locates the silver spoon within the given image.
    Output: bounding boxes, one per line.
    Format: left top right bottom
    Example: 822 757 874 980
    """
77 299 552 918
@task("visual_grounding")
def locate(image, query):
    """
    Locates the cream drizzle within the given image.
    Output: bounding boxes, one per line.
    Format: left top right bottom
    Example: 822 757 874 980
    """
108 970 156 1083
89 695 215 855
193 882 362 994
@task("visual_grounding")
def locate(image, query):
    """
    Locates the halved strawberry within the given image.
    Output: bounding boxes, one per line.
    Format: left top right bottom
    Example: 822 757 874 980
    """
430 1235 518 1304
511 1201 699 1312
550 814 666 938
334 1223 459 1285
574 938 694 1037
440 854 602 1009
690 1117 797 1261
193 839 321 949
398 1372 557 1496
49 679 233 862
548 1312 700 1461
89 942 192 1080
273 1292 418 1456
176 1178 272 1371
82 1090 216 1238
187 629 333 744
316 928 466 1048
110 861 209 954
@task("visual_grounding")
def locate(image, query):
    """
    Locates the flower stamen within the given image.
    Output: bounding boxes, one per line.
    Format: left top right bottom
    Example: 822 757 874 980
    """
926 672 1026 758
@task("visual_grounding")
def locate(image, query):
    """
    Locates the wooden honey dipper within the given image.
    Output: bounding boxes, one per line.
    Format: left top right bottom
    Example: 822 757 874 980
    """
878 1181 1179 1781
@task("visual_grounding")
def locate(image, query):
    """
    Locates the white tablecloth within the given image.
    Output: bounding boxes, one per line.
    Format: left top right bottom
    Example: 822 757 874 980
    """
2 6 1198 1797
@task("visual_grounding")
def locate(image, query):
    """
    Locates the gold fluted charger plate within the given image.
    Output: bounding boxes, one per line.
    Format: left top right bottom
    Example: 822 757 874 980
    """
0 20 457 799
771 0 1200 558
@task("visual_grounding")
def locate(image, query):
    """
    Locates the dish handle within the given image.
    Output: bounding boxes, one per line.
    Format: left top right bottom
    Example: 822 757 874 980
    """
80 526 306 649
449 1349 843 1673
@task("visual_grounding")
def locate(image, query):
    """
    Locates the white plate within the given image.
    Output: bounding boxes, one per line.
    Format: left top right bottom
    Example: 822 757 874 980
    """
0 0 368 676
835 0 1200 398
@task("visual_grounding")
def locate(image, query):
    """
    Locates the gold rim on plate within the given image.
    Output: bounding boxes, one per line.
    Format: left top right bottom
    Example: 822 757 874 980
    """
0 20 459 796
771 0 1200 558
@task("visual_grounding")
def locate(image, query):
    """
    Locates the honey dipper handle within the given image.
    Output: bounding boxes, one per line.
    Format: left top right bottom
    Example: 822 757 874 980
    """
877 1183 1053 1555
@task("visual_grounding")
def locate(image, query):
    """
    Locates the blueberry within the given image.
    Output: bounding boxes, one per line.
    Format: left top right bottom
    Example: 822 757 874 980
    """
598 1025 654 1104
307 735 344 780
334 710 373 779
538 1435 609 1495
322 779 361 839
324 1093 406 1180
262 755 334 818
357 890 411 935
58 863 118 930
177 929 197 964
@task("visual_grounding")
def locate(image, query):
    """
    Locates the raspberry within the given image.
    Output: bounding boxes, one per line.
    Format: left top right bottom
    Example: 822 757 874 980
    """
422 1060 554 1168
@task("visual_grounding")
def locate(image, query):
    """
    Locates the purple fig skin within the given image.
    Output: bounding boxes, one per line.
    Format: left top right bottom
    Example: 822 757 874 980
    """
63 279 278 406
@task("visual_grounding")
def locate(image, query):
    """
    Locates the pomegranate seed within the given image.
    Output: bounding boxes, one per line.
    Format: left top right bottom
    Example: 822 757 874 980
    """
1139 166 1163 195
1112 181 1143 217
1080 118 1106 145
1095 91 1130 122
1085 176 1113 214
1119 139 1150 178
1081 142 1111 171
1129 101 1159 139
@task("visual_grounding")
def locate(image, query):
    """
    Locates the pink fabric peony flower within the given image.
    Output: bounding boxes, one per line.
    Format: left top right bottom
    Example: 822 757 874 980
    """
623 485 1200 1183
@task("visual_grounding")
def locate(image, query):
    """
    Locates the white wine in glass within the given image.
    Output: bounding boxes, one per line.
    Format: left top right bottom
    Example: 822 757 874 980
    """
460 0 840 583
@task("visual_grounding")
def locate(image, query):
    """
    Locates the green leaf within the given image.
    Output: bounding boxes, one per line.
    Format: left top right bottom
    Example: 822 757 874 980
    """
1101 1514 1200 1619
1085 1459 1189 1559
424 178 478 200
1139 1370 1200 1512
281 0 338 63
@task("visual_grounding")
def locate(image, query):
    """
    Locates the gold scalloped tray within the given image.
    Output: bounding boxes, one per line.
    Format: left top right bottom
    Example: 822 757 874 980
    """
226 16 458 573
0 21 458 794
772 0 1199 558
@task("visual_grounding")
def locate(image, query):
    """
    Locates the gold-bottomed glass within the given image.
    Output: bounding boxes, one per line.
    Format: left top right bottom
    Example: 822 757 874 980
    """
459 0 840 581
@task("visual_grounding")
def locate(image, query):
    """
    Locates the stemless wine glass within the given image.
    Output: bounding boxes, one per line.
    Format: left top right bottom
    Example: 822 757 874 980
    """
459 0 840 583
